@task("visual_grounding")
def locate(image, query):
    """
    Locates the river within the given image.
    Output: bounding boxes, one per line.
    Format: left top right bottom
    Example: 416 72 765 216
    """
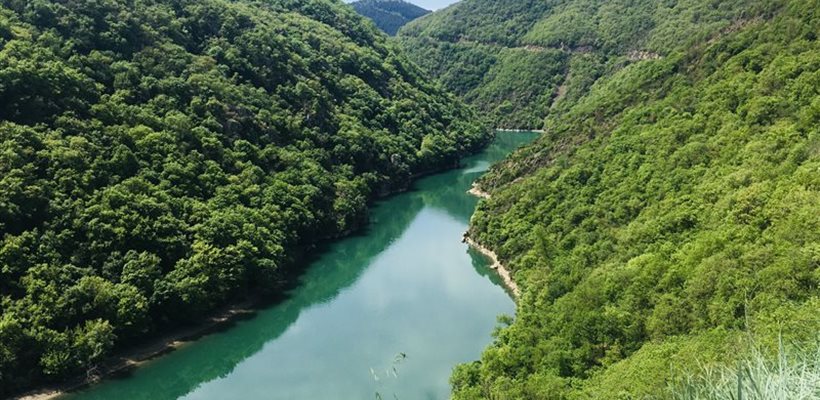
61 131 538 400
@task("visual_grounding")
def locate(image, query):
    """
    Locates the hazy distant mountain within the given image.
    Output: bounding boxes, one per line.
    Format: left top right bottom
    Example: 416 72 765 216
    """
350 0 431 35
404 0 459 10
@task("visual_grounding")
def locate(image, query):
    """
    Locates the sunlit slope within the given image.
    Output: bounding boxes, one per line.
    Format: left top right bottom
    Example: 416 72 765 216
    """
399 0 772 129
0 0 489 395
450 0 820 398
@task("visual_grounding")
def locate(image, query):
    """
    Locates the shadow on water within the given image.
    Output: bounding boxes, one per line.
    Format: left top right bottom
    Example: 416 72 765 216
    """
62 194 427 400
61 132 539 400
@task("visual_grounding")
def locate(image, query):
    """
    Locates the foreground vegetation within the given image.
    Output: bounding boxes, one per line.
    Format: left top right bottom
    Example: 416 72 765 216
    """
0 0 490 395
397 0 820 398
670 336 820 400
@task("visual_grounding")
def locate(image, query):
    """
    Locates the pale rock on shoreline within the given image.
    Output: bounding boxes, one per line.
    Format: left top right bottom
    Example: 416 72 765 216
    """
462 235 521 299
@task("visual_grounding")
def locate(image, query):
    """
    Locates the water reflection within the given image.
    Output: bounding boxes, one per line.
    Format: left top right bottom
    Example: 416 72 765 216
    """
63 132 538 400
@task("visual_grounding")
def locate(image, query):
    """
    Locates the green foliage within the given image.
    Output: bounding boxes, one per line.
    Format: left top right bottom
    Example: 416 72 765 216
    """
351 0 430 36
444 0 820 398
670 336 820 400
0 0 490 395
399 0 550 46
39 319 115 379
398 0 780 128
394 37 499 97
465 48 567 129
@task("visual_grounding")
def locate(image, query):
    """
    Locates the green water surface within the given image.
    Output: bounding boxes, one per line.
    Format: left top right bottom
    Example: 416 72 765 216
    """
63 132 538 400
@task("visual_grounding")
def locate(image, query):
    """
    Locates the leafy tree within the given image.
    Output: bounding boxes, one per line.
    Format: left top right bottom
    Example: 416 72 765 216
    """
0 0 490 394
414 0 820 398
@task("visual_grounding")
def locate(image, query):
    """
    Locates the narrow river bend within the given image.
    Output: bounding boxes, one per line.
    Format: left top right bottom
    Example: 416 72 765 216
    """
63 132 539 400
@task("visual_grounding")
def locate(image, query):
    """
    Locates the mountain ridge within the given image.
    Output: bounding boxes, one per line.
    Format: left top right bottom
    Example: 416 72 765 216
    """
351 0 430 35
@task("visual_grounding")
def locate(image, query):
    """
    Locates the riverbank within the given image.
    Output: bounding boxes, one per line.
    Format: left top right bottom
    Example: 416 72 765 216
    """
15 305 255 400
496 129 544 133
462 236 520 298
11 151 491 400
466 128 539 199
464 184 520 297
46 132 530 399
467 182 490 199
16 133 532 400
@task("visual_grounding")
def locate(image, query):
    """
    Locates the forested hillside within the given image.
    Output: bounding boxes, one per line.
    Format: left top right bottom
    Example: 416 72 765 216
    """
398 0 783 129
351 0 430 35
434 0 820 398
0 0 489 395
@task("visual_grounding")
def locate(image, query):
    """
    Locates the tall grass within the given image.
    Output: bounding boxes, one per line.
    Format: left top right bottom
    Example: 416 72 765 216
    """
670 337 820 400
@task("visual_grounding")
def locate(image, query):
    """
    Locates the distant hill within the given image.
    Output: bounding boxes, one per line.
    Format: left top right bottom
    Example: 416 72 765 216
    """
351 0 431 35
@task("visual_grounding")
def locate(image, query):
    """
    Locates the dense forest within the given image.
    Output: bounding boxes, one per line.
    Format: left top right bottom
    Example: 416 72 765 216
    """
398 0 820 398
397 0 809 130
350 0 430 36
0 0 490 395
398 0 566 128
2 0 818 397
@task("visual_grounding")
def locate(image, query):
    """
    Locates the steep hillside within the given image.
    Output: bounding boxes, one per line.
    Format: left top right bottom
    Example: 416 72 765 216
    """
351 0 430 35
399 0 772 129
0 0 489 395
448 1 820 399
439 0 820 398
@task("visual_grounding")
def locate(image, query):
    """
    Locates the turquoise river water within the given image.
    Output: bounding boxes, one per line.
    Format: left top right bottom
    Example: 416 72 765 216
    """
63 131 538 400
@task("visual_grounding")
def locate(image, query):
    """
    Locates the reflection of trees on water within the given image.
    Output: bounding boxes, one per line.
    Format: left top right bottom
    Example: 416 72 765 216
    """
64 133 537 400
66 194 427 400
417 132 539 223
